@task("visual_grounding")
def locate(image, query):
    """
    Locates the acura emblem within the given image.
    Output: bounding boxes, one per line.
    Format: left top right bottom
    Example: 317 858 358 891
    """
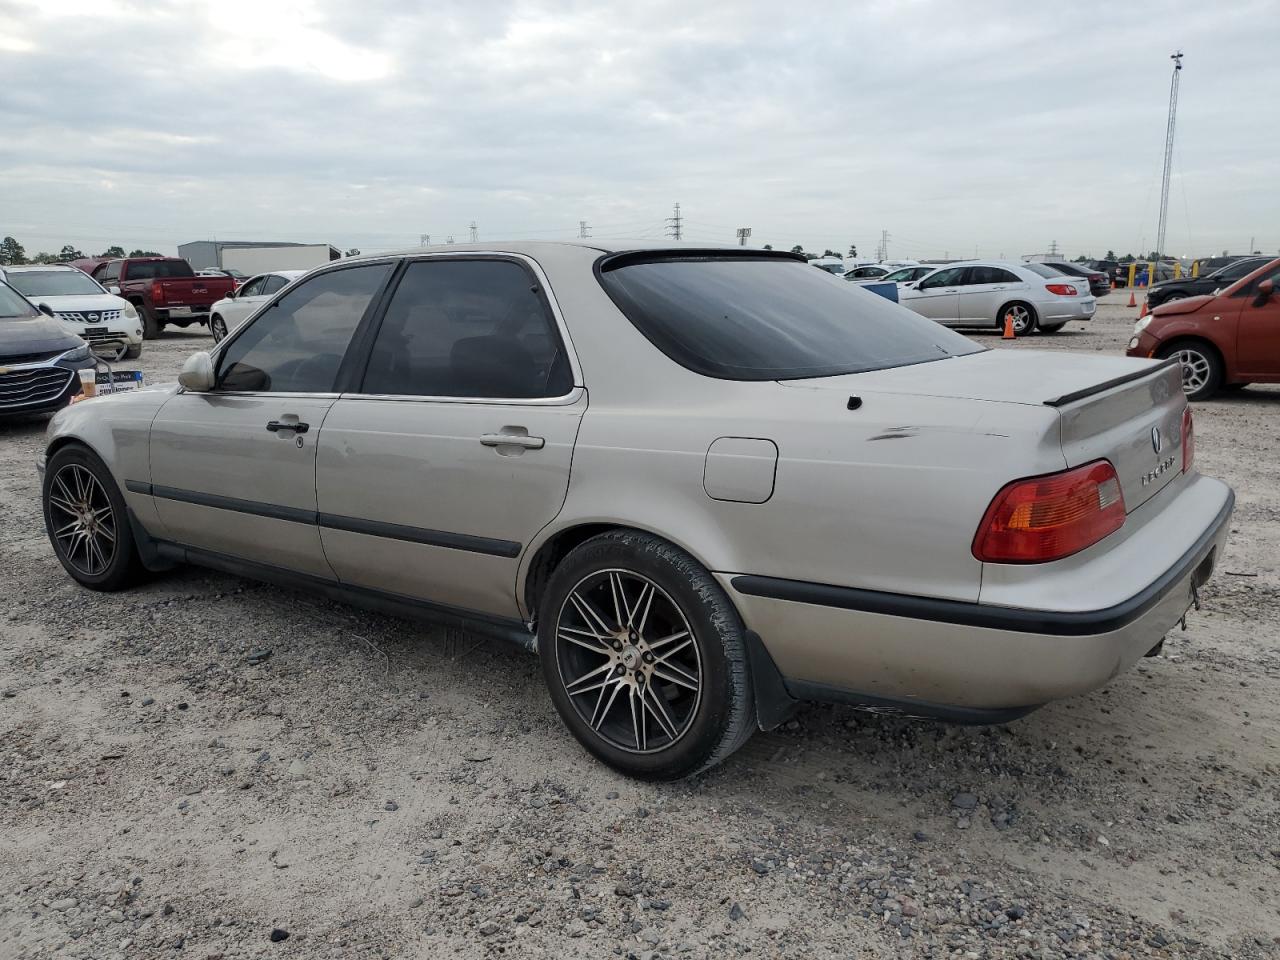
1151 426 1163 454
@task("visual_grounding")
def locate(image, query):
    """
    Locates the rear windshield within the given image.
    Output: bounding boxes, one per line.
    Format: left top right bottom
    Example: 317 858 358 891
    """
1023 263 1064 279
124 260 195 280
597 256 984 381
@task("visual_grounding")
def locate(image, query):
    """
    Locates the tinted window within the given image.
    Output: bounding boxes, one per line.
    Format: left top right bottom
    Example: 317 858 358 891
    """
5 270 103 297
262 275 289 295
1023 263 1063 279
1219 258 1265 280
598 256 983 381
98 261 121 283
361 259 572 398
237 276 267 298
124 260 195 280
968 266 1017 284
918 266 965 289
217 263 390 393
0 282 39 319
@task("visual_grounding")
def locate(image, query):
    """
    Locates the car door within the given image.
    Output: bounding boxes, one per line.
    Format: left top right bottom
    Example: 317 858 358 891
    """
901 266 964 322
144 261 394 578
224 274 270 328
956 266 1024 322
315 255 585 619
1233 264 1280 380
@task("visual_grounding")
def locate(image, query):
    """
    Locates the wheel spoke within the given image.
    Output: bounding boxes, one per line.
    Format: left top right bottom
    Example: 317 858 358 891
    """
570 591 615 639
591 679 624 730
653 636 694 662
642 685 679 741
633 583 656 636
652 663 699 691
53 518 81 538
629 687 644 751
559 625 612 652
565 661 616 695
647 629 690 652
608 572 627 631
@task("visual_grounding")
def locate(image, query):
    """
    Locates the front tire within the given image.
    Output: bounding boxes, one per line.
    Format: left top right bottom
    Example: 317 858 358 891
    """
999 301 1037 335
124 343 142 360
1159 340 1223 401
43 445 145 591
210 313 228 343
537 531 754 780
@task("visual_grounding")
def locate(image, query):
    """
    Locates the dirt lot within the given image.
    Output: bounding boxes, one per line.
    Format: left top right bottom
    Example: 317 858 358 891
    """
2 294 1277 960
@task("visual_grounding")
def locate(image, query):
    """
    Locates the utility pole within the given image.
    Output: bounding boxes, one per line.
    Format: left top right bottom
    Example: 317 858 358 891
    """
578 220 591 239
736 227 752 246
1155 50 1184 262
469 222 478 243
419 234 430 247
666 202 683 241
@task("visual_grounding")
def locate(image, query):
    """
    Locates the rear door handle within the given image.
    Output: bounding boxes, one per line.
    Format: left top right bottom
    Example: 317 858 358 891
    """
480 432 544 450
266 420 309 434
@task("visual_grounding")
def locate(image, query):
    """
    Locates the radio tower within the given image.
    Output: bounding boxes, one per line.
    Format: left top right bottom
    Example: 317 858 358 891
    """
1155 51 1184 261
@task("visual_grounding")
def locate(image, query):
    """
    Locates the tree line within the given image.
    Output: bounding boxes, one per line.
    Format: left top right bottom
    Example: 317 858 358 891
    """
1 237 162 265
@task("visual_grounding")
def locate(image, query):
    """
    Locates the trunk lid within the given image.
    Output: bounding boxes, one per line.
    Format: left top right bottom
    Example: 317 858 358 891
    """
776 349 1187 511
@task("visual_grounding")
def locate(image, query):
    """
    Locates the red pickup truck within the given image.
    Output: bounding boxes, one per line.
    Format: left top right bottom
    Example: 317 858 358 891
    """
88 257 235 339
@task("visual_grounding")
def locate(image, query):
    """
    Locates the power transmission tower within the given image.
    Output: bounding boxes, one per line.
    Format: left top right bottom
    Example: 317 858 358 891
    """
666 202 683 241
578 220 591 239
419 234 431 247
1048 239 1059 257
1155 51 1184 261
445 236 455 244
469 222 478 243
876 229 890 261
736 227 752 246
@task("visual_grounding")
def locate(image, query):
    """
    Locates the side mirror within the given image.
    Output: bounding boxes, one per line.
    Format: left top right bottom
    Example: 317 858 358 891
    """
108 285 121 295
1258 279 1275 300
178 351 215 392
225 287 236 299
37 302 55 317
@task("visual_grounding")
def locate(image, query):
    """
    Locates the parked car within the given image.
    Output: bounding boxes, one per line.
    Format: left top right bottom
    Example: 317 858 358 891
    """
208 270 305 342
89 257 236 339
1033 260 1112 298
898 260 1095 334
847 264 936 287
0 280 96 417
0 264 143 361
1127 257 1280 400
1189 255 1251 278
1145 256 1271 308
843 263 891 280
40 243 1232 779
197 268 250 287
809 257 846 275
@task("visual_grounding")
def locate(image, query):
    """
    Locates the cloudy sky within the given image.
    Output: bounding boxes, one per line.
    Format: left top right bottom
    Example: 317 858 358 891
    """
2 0 1277 261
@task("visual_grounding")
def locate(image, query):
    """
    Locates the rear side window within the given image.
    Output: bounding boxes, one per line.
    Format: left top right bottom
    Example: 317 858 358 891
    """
360 259 573 399
261 275 289 295
597 256 983 381
98 261 121 284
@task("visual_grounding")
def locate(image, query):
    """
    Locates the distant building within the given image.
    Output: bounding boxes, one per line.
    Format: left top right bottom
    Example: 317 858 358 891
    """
179 240 340 273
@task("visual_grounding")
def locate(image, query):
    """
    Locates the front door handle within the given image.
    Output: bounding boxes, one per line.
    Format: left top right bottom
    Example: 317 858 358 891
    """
480 432 544 450
266 420 309 434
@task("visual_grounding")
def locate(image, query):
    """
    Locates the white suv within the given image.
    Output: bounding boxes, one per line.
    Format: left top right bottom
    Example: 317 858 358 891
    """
0 264 144 360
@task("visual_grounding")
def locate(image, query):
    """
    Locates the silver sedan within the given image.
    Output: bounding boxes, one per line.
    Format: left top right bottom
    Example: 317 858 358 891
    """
37 243 1232 779
900 259 1096 334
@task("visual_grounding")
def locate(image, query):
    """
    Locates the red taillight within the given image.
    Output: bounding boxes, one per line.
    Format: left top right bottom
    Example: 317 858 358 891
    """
1181 406 1194 472
1045 283 1078 296
151 280 166 305
973 460 1126 563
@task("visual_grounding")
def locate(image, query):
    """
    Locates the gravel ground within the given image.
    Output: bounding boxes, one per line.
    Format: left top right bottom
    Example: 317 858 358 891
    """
2 295 1278 960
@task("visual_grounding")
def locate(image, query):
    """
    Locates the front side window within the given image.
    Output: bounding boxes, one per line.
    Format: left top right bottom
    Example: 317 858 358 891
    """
217 263 391 392
598 255 983 381
918 266 964 289
236 276 267 298
361 258 573 399
5 270 104 297
0 282 39 319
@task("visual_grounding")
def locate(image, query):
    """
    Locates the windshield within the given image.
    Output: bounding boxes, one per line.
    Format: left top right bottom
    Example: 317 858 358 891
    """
0 282 40 319
125 260 195 280
597 256 984 381
5 270 103 297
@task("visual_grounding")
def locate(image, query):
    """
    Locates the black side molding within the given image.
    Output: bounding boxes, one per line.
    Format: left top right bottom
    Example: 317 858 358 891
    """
152 484 317 525
1042 357 1179 407
732 488 1233 637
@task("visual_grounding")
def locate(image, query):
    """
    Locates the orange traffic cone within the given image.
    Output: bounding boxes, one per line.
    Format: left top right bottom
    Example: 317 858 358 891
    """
1127 289 1137 308
1002 312 1016 339
1138 300 1148 319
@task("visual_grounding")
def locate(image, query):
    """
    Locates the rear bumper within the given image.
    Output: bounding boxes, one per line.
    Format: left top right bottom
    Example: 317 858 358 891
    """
719 478 1233 717
1042 298 1096 322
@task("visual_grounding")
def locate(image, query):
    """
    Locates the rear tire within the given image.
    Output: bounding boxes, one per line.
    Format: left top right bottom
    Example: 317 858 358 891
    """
1158 340 1223 401
43 445 146 591
537 530 754 780
999 301 1037 335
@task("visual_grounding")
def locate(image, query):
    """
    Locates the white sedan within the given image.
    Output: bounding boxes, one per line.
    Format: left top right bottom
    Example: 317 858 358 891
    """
208 270 304 342
899 260 1096 335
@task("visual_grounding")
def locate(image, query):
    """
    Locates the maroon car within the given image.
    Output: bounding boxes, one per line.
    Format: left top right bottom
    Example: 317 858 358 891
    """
90 257 235 339
1127 258 1280 400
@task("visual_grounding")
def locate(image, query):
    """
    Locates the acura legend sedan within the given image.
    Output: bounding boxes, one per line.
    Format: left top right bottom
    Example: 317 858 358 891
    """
39 243 1233 779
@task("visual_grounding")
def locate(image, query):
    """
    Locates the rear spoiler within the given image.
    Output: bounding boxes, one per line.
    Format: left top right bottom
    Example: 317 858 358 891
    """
597 248 807 272
1042 358 1180 407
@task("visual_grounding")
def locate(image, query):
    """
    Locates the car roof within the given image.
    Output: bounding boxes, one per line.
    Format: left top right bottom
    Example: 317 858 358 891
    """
1 264 80 272
343 239 793 263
